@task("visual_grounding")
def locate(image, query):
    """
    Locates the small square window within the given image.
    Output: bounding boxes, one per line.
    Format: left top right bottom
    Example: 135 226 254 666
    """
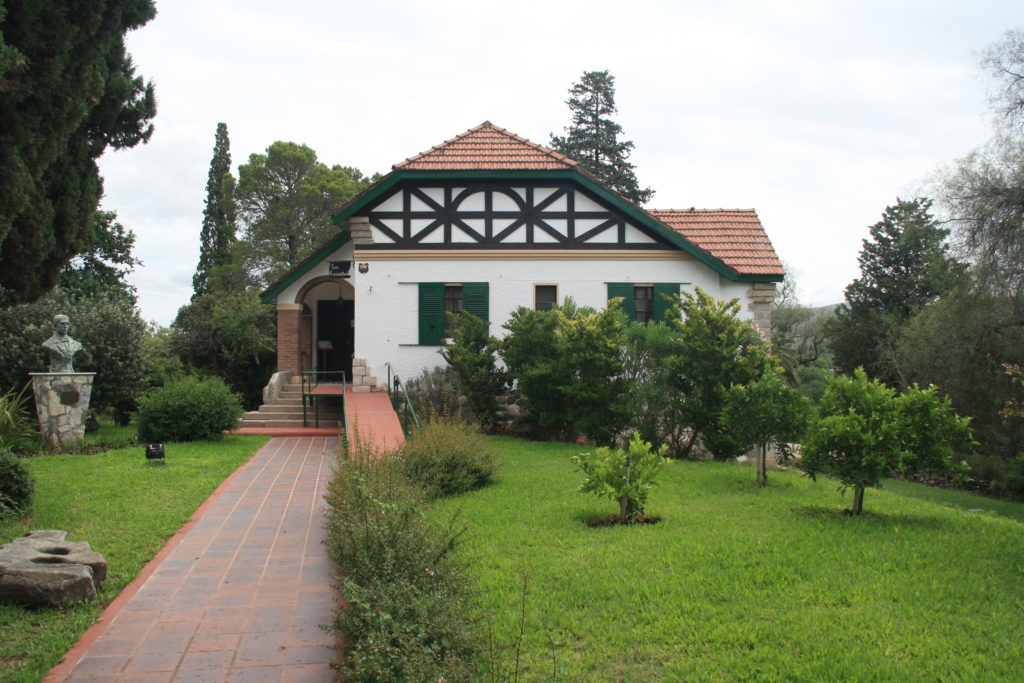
634 286 653 324
535 285 557 312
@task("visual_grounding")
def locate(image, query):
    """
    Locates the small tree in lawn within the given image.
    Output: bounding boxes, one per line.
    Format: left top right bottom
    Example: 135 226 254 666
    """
440 311 507 427
722 370 811 487
800 369 972 515
573 432 670 524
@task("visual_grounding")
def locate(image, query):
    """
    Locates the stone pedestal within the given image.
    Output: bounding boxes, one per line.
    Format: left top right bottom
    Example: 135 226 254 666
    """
29 372 95 448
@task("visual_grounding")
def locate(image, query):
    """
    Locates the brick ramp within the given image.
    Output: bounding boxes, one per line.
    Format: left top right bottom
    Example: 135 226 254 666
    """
47 437 341 682
345 391 405 453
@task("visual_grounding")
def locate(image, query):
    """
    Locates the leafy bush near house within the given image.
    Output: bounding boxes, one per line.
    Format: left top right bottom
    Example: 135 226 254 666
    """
0 385 39 453
441 311 507 427
325 441 480 681
573 432 670 524
501 300 630 444
135 376 243 443
400 418 498 499
0 447 34 518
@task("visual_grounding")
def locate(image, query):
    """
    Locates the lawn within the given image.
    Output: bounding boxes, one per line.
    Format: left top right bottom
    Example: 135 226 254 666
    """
432 437 1024 681
0 434 269 683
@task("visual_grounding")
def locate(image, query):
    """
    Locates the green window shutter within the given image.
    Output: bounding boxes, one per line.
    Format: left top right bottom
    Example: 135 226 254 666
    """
419 282 445 345
463 282 489 322
607 283 634 321
654 283 681 322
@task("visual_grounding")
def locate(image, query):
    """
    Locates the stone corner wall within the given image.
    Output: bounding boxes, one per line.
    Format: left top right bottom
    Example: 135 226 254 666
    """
350 358 379 393
748 282 776 341
346 216 374 245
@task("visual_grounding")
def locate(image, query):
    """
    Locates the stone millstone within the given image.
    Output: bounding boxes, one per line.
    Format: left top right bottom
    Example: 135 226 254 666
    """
0 530 107 607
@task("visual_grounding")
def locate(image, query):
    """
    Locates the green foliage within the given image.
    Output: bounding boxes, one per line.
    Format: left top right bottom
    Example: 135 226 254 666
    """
0 287 147 421
0 1 156 305
400 418 498 499
667 287 774 459
800 369 973 514
0 447 33 518
0 384 37 453
501 300 630 444
135 376 242 443
325 444 479 681
894 285 1024 497
193 122 237 299
574 432 669 524
722 370 811 485
59 210 141 301
826 198 964 386
549 70 653 205
171 288 276 408
234 141 376 287
141 322 186 390
440 311 507 426
622 320 689 452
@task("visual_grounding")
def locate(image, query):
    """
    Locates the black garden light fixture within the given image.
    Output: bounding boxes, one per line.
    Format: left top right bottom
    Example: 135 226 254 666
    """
145 443 165 463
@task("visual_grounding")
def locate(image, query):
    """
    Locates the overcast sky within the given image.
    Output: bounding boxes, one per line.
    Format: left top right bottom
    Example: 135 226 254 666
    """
97 0 1022 326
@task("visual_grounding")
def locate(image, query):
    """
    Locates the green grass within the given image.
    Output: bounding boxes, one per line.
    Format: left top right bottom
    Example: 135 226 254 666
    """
0 435 269 682
432 437 1024 681
881 477 1024 522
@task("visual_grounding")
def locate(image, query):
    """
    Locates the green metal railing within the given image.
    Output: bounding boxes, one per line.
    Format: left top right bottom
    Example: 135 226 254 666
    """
385 363 419 435
300 369 347 430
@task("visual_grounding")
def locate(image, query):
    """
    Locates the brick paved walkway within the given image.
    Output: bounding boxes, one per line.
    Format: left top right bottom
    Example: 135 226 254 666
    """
48 436 340 683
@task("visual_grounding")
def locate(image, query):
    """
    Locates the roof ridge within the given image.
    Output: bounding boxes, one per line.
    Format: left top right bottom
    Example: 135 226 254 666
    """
393 121 579 171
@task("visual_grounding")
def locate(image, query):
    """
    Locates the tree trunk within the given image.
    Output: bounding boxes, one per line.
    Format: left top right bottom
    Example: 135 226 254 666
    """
851 485 865 515
757 443 767 487
618 495 629 524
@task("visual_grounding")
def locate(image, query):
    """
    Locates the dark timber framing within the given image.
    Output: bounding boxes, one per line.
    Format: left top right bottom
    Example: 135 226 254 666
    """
363 180 675 251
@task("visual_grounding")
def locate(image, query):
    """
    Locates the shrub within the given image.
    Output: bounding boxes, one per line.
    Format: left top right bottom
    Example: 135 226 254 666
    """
0 447 34 518
135 376 243 443
0 385 39 453
441 311 507 427
405 365 472 423
400 419 498 499
573 432 670 524
325 439 480 681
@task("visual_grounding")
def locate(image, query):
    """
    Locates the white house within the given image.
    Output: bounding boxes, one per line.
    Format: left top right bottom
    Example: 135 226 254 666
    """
260 122 784 391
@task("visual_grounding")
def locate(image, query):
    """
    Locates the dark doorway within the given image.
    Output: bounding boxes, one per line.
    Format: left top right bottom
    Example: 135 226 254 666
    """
316 299 354 381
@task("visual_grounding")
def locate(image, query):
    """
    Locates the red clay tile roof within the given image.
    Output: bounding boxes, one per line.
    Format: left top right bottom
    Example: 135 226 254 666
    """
394 121 580 171
648 209 785 276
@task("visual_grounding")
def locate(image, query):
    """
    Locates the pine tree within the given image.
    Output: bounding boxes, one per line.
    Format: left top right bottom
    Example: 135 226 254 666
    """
0 1 157 305
550 70 653 205
192 123 237 299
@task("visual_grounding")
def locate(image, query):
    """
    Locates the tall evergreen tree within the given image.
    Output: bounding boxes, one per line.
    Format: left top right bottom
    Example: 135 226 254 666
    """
825 198 964 386
193 122 237 299
550 70 653 205
0 1 157 305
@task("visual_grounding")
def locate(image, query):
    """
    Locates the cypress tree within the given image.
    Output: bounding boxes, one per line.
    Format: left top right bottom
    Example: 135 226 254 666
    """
0 1 157 305
550 70 653 205
193 122 237 298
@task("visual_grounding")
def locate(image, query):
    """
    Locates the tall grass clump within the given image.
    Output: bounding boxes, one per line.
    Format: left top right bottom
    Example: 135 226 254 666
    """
135 376 242 443
0 385 38 453
325 436 481 681
400 418 498 499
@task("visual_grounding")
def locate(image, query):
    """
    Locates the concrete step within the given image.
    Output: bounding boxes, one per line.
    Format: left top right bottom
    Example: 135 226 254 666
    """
244 410 342 420
238 418 343 429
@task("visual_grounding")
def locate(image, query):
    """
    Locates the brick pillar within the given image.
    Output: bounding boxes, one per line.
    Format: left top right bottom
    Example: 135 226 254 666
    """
276 304 302 375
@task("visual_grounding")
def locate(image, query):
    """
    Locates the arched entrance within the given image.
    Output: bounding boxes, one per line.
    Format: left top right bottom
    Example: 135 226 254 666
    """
295 277 355 382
